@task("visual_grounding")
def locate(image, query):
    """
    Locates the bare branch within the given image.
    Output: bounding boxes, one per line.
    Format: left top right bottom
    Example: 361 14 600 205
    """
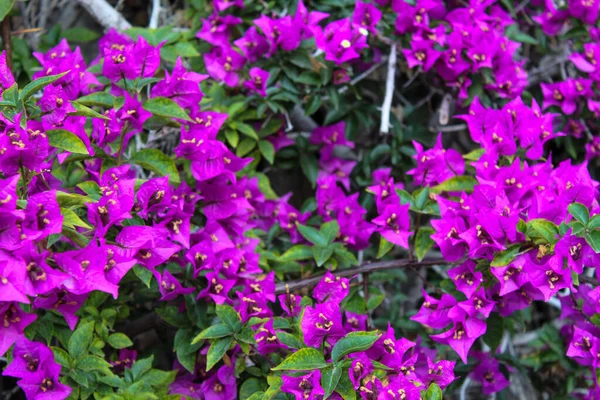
149 0 161 29
75 0 132 31
275 257 449 294
379 45 397 135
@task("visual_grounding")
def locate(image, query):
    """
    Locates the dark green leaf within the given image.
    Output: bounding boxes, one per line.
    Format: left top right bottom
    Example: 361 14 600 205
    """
272 348 328 370
133 265 153 288
300 155 319 187
47 129 89 155
482 313 504 353
51 347 71 367
70 101 110 119
589 215 600 230
331 332 380 362
62 27 100 42
235 122 259 140
276 332 303 349
237 138 256 157
76 92 116 108
130 149 180 184
76 355 113 374
377 237 394 259
0 0 14 20
527 219 559 244
240 378 265 400
206 336 234 371
192 324 233 344
335 373 356 400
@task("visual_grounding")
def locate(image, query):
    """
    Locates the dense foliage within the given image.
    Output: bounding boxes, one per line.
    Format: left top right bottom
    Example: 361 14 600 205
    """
1 0 600 399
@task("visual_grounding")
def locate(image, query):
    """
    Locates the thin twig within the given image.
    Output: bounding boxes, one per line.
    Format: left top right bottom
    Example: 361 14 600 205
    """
379 45 397 135
275 257 449 294
75 0 132 30
338 60 386 94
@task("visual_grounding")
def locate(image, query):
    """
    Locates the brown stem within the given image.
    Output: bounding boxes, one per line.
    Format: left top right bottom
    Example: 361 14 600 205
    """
275 257 452 294
1 17 12 70
363 272 370 330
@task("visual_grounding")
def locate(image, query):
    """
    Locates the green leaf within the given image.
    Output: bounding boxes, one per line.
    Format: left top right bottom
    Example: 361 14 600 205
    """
321 221 340 244
377 237 394 259
224 129 239 148
258 140 275 164
51 347 72 367
76 92 116 108
432 176 478 193
482 313 504 353
61 208 91 229
235 121 259 140
76 355 113 374
0 0 14 20
192 324 233 344
299 155 319 187
206 336 234 371
106 333 133 349
47 129 89 155
463 148 485 161
68 321 95 359
55 191 90 207
321 364 343 399
313 245 334 267
240 378 265 400
568 203 590 225
216 304 241 330
335 373 356 400
156 306 192 328
423 383 443 400
20 71 69 101
143 97 192 122
527 219 559 244
276 332 303 349
334 248 358 267
130 149 180 184
591 313 600 327
133 265 153 288
331 332 380 362
491 244 521 267
62 27 101 42
297 224 328 246
70 101 110 120
62 227 90 248
415 227 434 262
237 138 256 157
272 348 328 371
279 245 314 262
131 356 154 380
585 230 600 253
264 376 283 400
76 181 102 201
589 215 600 230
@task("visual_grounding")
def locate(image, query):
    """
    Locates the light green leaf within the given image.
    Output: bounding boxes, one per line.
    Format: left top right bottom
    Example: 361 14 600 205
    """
297 224 328 247
76 355 113 374
313 245 334 267
61 208 91 229
192 324 233 344
423 383 443 400
216 304 241 330
415 227 434 261
20 71 69 101
76 92 116 108
143 96 192 122
491 244 521 267
568 203 590 225
106 333 133 349
276 332 303 349
130 149 180 184
279 245 314 262
331 331 380 362
47 129 89 155
272 348 328 371
322 364 343 399
68 321 95 359
585 230 600 253
432 176 478 194
70 101 110 120
258 140 275 164
377 237 394 259
321 221 340 244
206 336 234 371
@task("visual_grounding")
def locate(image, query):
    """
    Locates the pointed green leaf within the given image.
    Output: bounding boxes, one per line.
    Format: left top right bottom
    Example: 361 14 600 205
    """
20 71 69 101
272 348 328 370
297 224 328 247
331 332 380 362
47 129 89 155
322 364 343 399
313 245 334 267
568 203 590 225
70 101 110 120
321 221 340 244
192 324 233 344
216 304 241 330
432 176 478 194
585 230 600 253
258 140 275 164
279 245 314 262
130 149 180 184
106 333 133 349
61 208 91 229
68 321 95 359
377 237 394 259
491 244 521 267
143 96 192 122
206 336 234 371
415 227 434 261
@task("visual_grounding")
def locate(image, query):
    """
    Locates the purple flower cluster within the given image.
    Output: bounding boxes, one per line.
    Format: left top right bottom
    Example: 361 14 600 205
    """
397 0 528 99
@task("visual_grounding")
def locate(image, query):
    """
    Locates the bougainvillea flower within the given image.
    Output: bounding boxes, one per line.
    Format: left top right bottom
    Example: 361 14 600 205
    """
349 354 373 389
197 14 242 47
204 45 246 87
2 337 54 379
313 271 350 303
244 67 269 97
352 1 382 34
310 122 354 149
469 352 510 394
0 303 37 356
23 190 62 241
33 290 87 330
18 359 71 400
278 293 302 317
255 319 287 354
0 50 15 93
372 203 412 248
233 26 270 63
301 302 344 348
282 370 324 400
431 313 486 363
541 81 579 115
448 260 483 298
